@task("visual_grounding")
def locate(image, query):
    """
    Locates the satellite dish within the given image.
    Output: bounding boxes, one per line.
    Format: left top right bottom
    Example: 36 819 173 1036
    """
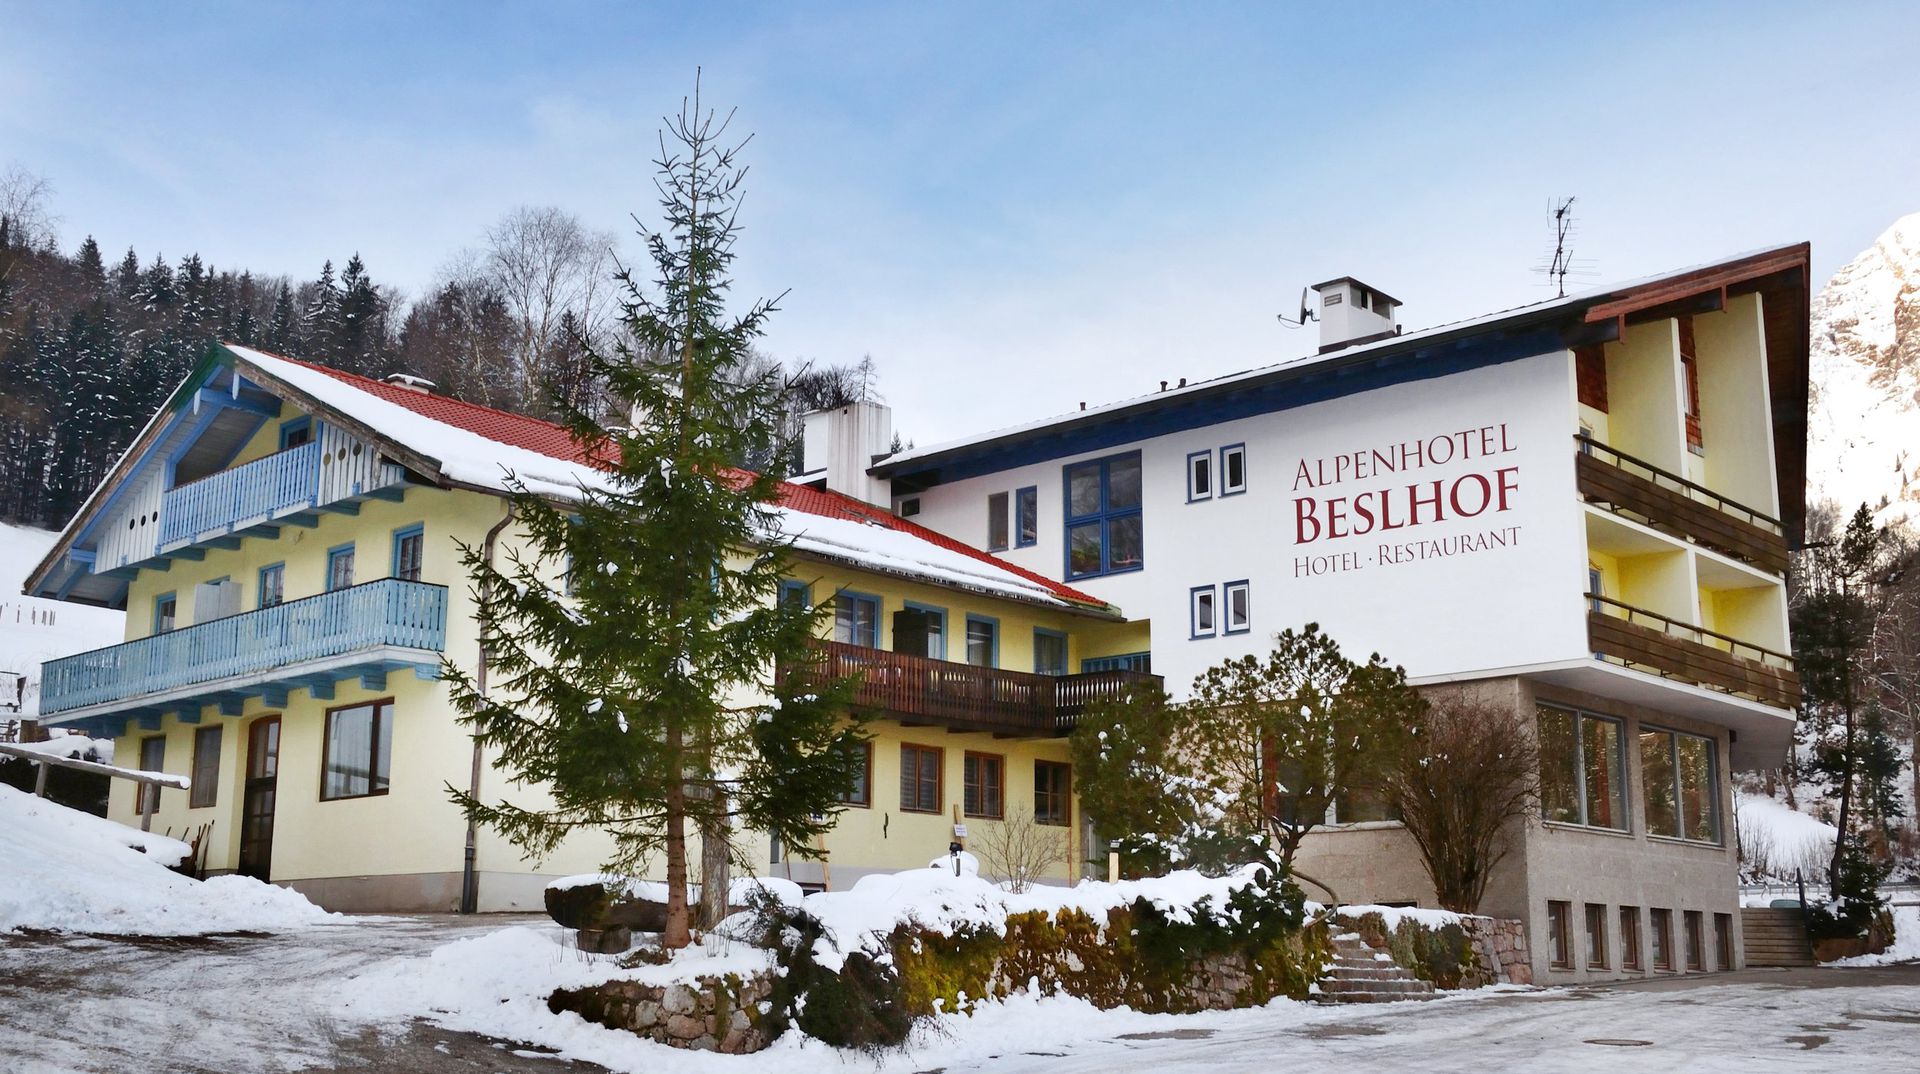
1277 286 1317 329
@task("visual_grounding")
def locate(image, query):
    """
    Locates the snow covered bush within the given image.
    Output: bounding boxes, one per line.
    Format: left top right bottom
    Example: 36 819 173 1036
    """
738 861 1326 1050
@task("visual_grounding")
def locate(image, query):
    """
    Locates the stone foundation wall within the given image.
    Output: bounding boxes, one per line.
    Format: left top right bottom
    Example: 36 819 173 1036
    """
1460 916 1531 985
549 972 779 1054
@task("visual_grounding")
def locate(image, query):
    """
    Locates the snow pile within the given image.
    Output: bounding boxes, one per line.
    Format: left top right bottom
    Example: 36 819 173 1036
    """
3 730 115 763
1338 903 1467 930
1736 792 1837 883
0 521 125 717
0 783 337 935
1825 902 1920 967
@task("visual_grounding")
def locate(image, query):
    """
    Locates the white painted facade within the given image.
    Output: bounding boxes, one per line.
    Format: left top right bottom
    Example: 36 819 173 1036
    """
902 350 1590 697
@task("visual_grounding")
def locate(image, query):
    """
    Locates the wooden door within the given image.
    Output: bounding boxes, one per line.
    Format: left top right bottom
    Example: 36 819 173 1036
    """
237 716 280 880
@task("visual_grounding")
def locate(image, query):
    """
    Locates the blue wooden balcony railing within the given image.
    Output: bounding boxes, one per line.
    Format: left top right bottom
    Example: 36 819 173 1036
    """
39 579 447 715
159 441 321 548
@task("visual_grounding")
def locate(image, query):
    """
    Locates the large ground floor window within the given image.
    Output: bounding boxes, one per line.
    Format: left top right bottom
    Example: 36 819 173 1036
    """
1537 704 1627 830
322 699 394 800
1641 727 1721 843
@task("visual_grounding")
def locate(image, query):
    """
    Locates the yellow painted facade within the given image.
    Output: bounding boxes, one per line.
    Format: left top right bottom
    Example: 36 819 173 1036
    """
101 442 1139 907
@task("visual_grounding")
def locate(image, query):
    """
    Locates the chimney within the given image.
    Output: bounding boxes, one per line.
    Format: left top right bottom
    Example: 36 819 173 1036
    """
1309 278 1402 354
801 401 893 506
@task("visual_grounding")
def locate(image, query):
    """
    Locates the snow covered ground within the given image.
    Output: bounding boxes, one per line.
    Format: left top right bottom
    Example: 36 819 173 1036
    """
3 913 1917 1074
0 783 336 935
0 521 124 718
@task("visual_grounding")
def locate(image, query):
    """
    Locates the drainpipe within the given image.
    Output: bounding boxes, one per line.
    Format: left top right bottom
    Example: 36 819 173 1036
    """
460 498 516 914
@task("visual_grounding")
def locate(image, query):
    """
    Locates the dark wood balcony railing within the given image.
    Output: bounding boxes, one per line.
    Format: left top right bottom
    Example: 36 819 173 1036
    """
1587 594 1798 710
1574 435 1788 575
783 639 1162 736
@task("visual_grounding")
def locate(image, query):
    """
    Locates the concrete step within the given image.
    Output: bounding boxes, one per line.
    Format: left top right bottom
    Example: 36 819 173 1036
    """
1318 977 1435 995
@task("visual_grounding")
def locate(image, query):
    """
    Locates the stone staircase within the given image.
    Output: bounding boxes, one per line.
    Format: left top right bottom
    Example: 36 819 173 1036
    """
1741 907 1814 967
1314 931 1438 1003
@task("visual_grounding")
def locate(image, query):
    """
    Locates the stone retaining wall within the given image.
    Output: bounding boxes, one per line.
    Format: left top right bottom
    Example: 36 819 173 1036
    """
548 972 778 1054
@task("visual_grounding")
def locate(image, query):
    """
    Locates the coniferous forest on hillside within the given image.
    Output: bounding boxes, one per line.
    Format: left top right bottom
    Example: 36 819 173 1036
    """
0 169 885 530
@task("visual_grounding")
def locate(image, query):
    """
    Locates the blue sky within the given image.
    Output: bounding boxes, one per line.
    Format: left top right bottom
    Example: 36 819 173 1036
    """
4 1 1917 442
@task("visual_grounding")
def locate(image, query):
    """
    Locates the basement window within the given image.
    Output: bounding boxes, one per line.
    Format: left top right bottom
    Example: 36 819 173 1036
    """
1547 901 1573 969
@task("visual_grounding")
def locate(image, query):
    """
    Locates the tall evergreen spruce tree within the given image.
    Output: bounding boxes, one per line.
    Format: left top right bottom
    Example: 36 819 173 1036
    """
443 85 865 949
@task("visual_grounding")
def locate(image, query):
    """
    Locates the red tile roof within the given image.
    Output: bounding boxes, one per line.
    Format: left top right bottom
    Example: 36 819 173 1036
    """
270 352 593 463
246 347 1110 610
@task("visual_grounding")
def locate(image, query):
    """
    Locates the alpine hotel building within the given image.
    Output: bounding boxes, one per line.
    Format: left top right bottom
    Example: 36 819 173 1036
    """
26 244 1810 983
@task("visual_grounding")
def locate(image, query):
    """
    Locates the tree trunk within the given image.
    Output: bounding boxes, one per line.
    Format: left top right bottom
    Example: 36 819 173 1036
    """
1829 688 1857 900
662 724 692 950
699 789 730 930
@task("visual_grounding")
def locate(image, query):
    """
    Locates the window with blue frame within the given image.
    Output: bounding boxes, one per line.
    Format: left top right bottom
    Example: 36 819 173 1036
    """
257 563 285 609
833 591 880 648
1064 452 1143 579
326 544 356 591
900 602 947 659
1220 444 1247 496
987 491 1010 551
1186 451 1213 501
391 524 424 582
1082 652 1151 674
1033 628 1068 676
1223 580 1250 634
778 579 812 609
1190 584 1217 638
153 592 178 634
965 615 998 668
1015 486 1038 547
279 416 313 450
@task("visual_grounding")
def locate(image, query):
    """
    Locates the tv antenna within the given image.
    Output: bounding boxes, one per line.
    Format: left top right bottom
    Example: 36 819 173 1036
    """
1276 286 1316 329
1534 197 1596 298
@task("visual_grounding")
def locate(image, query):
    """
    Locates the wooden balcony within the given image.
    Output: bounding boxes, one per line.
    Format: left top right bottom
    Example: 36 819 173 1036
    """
1587 595 1798 710
785 639 1161 737
39 579 448 727
1574 435 1788 575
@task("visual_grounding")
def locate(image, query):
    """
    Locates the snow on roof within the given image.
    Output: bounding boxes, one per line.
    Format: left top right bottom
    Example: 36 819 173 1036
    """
876 244 1809 473
227 345 1110 614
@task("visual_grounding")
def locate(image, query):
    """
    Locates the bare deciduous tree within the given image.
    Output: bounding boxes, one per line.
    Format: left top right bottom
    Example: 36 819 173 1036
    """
976 807 1068 893
1386 694 1539 913
0 165 58 251
482 205 618 413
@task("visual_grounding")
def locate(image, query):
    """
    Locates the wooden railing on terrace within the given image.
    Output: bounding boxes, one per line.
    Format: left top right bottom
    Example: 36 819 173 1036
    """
159 440 321 548
1574 435 1788 574
784 639 1161 736
1586 594 1798 710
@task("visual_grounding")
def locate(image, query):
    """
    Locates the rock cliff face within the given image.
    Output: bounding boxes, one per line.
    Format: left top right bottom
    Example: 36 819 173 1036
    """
1808 213 1920 524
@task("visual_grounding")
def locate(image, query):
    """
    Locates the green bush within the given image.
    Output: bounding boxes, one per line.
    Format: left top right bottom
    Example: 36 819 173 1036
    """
1342 911 1479 989
1806 841 1894 941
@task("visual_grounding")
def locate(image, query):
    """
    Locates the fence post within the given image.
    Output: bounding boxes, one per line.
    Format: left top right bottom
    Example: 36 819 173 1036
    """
34 760 49 798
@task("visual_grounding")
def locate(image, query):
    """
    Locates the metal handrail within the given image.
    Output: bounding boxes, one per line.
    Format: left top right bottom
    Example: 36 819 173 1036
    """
1574 433 1782 534
1586 593 1793 670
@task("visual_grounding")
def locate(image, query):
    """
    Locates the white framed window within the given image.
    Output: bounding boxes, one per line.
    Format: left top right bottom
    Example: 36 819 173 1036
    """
1190 585 1217 639
1186 450 1212 502
987 491 1009 551
1223 580 1250 634
1220 444 1247 496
